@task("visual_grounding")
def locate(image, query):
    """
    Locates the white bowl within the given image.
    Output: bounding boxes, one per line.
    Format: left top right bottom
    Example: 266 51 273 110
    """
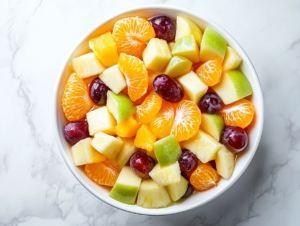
53 5 264 216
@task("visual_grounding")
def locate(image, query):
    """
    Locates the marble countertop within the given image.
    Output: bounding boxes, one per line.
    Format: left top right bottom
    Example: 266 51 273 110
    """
1 0 300 225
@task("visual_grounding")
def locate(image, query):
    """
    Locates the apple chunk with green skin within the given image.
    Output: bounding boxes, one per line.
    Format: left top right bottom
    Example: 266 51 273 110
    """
200 113 224 141
166 176 188 201
109 166 142 205
223 46 243 72
116 138 137 167
165 56 193 78
172 35 200 63
106 91 136 122
216 145 235 179
154 135 182 167
200 27 227 63
99 65 126 94
212 70 252 105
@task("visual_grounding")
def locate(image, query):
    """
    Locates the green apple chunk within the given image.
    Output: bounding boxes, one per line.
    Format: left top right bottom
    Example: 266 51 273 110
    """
154 135 182 167
165 56 193 78
183 130 222 163
200 27 227 62
223 46 242 72
109 166 142 205
116 138 137 167
166 176 188 201
216 146 235 179
175 16 202 47
212 70 252 104
172 35 200 63
200 114 224 141
137 179 172 208
106 91 136 122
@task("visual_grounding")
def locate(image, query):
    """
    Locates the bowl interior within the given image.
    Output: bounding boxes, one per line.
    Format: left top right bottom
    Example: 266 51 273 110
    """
54 5 264 215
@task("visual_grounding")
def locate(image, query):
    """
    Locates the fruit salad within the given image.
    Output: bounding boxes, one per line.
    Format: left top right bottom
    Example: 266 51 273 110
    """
61 15 255 208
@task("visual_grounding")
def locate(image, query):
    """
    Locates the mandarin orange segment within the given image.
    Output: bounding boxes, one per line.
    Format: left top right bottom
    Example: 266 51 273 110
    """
220 99 255 129
171 100 201 142
190 164 220 191
195 60 222 86
118 53 148 102
62 73 93 121
115 115 141 138
112 17 155 58
136 90 163 124
134 125 156 152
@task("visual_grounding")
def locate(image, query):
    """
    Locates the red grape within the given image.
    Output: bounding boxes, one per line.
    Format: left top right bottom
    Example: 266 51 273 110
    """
221 126 248 153
63 121 90 145
129 152 155 179
89 78 110 105
198 92 222 114
149 16 176 42
179 149 198 173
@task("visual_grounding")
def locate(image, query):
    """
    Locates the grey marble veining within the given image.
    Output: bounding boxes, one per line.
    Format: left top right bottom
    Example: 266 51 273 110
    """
1 0 300 225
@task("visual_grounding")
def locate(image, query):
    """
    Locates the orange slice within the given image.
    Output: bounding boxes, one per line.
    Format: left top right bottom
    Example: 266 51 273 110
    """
118 53 148 102
112 17 155 58
220 99 255 129
136 90 163 124
195 60 222 86
190 164 220 191
62 73 93 121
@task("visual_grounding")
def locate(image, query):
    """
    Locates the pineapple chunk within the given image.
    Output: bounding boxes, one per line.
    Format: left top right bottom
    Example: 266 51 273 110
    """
183 130 222 163
70 138 105 166
166 176 188 201
72 52 105 78
142 38 172 72
86 106 116 136
116 138 137 167
177 71 208 104
99 65 126 94
223 46 242 72
91 132 123 160
216 146 235 179
149 161 181 187
137 179 172 208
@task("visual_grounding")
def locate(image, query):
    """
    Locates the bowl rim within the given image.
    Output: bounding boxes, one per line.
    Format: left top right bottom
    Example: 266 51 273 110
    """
53 4 264 216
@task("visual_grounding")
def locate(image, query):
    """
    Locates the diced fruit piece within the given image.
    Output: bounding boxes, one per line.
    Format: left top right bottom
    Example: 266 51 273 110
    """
212 70 253 105
86 106 116 136
72 53 105 78
182 130 222 163
153 74 184 103
220 99 255 129
195 60 222 86
182 183 193 198
199 27 227 62
221 126 248 153
177 71 208 104
190 164 220 191
62 73 93 121
89 78 110 105
118 53 148 101
115 115 140 138
112 17 155 58
99 65 126 94
70 138 105 166
149 101 175 139
116 138 137 167
109 166 142 205
223 46 242 71
149 161 181 186
142 38 172 72
216 146 235 179
91 132 123 159
149 16 176 42
137 179 172 208
200 114 224 141
172 35 200 63
130 151 155 179
136 90 162 124
165 56 193 78
198 92 222 114
175 16 202 46
63 121 89 145
171 100 201 142
85 160 121 187
179 149 198 173
89 32 119 67
106 90 136 123
166 176 189 201
134 125 156 152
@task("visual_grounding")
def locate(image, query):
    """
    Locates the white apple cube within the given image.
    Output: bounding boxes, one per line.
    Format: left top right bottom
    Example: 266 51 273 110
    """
223 46 243 72
175 16 202 46
166 176 188 201
116 138 137 167
216 146 235 179
99 65 127 94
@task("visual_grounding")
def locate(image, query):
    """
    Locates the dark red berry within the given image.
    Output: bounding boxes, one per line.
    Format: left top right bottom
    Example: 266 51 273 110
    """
89 78 110 105
63 121 90 145
129 152 155 179
221 126 248 153
149 16 176 42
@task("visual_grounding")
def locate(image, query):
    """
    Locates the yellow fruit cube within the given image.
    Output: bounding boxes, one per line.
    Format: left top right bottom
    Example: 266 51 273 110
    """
89 32 119 67
134 125 156 152
115 115 141 138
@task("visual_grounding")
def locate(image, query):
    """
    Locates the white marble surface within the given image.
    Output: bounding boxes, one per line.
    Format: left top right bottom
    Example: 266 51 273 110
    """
1 0 300 225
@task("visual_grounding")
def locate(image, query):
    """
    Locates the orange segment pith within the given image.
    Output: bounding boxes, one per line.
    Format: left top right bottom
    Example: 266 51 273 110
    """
195 60 222 86
220 99 255 129
118 53 148 102
62 73 93 121
112 17 155 58
190 164 220 191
